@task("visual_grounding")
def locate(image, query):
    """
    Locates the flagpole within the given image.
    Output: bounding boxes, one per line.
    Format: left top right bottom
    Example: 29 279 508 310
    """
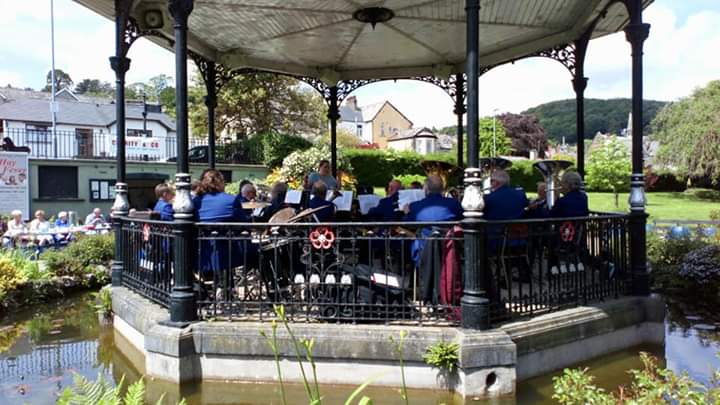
50 0 58 158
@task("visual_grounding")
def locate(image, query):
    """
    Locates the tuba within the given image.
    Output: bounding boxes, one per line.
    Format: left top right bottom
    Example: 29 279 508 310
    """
420 160 460 189
479 157 512 193
533 160 573 209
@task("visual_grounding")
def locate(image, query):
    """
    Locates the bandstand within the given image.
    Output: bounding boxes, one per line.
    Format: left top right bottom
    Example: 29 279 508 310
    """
75 0 662 398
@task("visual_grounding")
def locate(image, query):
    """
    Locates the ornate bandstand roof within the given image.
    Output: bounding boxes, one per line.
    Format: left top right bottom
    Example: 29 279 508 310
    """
75 0 652 81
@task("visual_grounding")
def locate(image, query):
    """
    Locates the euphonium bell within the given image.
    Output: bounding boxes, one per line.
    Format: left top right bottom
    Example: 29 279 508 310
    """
420 160 460 188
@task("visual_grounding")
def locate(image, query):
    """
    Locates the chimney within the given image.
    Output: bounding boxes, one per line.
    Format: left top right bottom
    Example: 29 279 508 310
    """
346 96 358 111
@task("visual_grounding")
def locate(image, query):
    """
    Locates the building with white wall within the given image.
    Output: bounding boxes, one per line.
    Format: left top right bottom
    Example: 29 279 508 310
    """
0 87 177 160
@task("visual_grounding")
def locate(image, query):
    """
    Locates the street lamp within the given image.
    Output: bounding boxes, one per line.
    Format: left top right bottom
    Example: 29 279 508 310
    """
492 108 499 157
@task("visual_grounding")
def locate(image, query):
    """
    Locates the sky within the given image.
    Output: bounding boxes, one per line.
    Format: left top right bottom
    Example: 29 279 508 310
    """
1 0 719 128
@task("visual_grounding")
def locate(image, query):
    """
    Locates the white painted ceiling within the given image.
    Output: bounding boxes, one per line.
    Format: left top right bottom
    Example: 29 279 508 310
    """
74 0 653 80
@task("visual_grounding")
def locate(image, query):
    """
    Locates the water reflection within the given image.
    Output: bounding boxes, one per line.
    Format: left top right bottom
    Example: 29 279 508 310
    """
0 293 719 405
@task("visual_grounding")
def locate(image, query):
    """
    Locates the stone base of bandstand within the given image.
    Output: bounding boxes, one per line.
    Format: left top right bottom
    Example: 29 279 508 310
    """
111 287 664 400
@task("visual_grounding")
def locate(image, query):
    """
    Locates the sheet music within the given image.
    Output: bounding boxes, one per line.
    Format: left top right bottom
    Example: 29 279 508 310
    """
398 189 425 209
284 189 302 204
357 194 382 215
328 190 353 211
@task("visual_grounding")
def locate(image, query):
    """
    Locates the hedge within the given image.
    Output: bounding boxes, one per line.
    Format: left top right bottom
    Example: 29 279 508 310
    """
344 148 556 191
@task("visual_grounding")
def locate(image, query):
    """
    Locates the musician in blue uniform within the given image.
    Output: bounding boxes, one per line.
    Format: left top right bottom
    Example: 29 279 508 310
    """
483 170 529 221
308 180 335 222
550 172 589 218
192 169 248 276
368 179 403 221
153 183 175 221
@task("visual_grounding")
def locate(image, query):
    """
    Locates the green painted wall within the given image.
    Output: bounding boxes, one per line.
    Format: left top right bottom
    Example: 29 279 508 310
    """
29 158 269 220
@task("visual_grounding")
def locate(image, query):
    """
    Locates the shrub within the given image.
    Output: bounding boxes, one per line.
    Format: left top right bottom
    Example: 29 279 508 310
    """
395 174 426 188
645 168 687 192
679 245 720 287
684 188 720 202
254 132 313 168
0 255 26 301
344 148 425 187
41 234 114 281
507 160 545 192
279 145 353 187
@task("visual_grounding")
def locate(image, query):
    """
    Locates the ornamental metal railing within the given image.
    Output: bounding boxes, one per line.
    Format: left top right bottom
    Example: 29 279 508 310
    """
118 213 630 326
195 221 464 325
483 213 630 324
120 218 176 307
3 128 204 161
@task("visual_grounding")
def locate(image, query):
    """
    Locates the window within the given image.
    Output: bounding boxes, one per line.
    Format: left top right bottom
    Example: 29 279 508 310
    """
25 123 50 143
38 166 78 199
127 129 153 137
356 124 362 137
89 179 116 201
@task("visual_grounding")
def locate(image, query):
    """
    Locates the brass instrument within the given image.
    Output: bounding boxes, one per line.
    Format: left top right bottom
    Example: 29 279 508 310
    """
420 160 460 188
479 157 512 193
533 160 573 209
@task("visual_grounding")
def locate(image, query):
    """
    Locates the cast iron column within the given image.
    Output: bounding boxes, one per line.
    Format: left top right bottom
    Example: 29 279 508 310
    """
625 0 650 296
168 0 196 325
328 86 340 179
109 0 131 287
460 0 489 330
454 73 466 169
204 61 217 169
573 31 591 179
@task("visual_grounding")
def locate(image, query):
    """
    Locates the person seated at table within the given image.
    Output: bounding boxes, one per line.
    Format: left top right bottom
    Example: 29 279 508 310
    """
193 169 249 277
85 208 107 226
410 180 423 190
483 170 528 220
30 210 54 250
153 183 175 221
2 210 27 248
550 172 589 218
307 159 338 191
257 181 289 222
54 211 74 245
368 179 403 221
308 180 335 222
526 181 549 218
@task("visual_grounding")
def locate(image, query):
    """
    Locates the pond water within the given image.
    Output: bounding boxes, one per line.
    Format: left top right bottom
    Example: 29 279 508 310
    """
1 293 718 405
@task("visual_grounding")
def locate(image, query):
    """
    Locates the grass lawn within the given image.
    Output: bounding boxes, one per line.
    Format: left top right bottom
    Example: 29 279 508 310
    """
587 192 718 221
371 188 717 221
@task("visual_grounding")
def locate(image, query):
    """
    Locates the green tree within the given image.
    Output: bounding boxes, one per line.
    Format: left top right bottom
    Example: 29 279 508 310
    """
321 127 362 149
523 98 667 144
450 117 512 161
74 79 113 96
652 80 720 184
189 72 327 139
585 135 631 207
43 69 73 92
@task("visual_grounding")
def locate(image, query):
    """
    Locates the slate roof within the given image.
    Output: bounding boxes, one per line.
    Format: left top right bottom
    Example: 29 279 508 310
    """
0 88 175 131
388 127 436 141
